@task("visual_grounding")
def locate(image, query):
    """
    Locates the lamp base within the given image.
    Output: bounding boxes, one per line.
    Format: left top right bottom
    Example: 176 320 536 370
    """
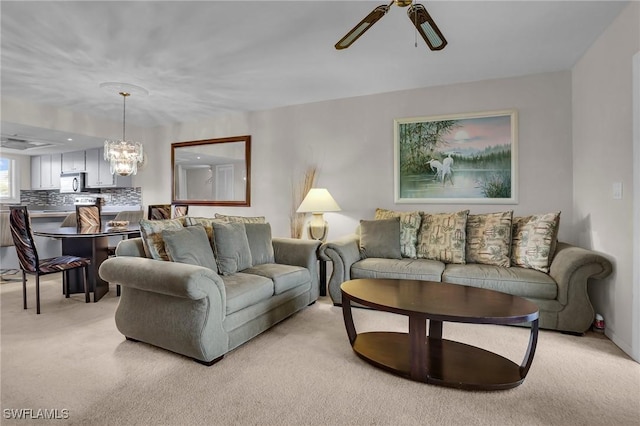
308 213 328 242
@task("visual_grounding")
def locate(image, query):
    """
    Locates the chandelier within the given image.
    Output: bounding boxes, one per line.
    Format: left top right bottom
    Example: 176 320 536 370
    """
102 84 145 176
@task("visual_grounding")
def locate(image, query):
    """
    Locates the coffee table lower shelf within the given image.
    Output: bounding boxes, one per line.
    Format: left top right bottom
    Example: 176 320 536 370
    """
352 331 525 391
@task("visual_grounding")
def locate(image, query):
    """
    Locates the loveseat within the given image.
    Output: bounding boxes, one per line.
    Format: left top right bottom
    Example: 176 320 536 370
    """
99 215 321 365
319 209 613 334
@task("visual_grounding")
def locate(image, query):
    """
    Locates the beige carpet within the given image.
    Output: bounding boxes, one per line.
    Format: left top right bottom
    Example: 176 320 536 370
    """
1 275 639 426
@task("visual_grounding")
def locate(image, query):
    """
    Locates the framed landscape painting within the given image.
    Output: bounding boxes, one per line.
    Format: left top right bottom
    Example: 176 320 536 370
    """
394 109 518 204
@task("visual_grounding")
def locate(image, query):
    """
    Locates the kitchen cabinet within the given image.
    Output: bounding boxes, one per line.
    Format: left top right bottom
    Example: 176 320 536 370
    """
30 154 62 189
85 148 132 188
62 150 86 172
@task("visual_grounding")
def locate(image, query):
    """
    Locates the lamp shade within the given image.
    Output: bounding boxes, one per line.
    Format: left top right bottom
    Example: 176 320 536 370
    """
296 188 341 213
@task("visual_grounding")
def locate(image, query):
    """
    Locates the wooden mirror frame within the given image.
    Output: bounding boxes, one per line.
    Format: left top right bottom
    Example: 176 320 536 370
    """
171 135 251 206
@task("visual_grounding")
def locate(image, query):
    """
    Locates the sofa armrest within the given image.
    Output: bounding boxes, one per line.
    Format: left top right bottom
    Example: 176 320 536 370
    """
99 256 226 310
319 233 361 303
549 243 613 305
548 242 612 332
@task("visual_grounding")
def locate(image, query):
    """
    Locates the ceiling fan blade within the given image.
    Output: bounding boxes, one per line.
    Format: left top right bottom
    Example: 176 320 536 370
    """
407 4 447 51
335 3 391 50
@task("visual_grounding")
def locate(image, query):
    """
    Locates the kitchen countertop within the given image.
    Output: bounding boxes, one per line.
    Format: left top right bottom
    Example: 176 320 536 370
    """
3 206 143 218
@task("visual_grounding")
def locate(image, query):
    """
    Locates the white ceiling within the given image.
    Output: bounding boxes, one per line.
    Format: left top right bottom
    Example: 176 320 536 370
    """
0 0 629 153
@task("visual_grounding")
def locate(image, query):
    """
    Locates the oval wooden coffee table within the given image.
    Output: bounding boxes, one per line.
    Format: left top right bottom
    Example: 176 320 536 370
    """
340 278 539 390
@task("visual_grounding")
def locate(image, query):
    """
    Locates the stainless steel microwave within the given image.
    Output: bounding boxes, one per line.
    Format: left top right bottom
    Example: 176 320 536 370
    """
60 173 86 193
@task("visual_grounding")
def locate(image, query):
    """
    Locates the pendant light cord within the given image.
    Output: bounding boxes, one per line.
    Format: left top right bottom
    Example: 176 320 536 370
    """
120 91 130 141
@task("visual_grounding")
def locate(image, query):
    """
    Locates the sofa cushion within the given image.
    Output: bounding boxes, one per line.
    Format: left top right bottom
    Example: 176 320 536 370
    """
212 221 253 275
465 211 513 267
442 263 557 300
222 272 274 314
214 213 266 224
244 223 275 266
162 225 218 272
359 218 402 259
352 258 445 282
243 263 311 295
374 208 422 259
417 210 469 264
139 217 186 261
511 212 561 273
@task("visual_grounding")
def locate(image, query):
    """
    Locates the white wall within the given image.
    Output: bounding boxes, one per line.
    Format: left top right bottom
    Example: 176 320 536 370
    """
144 71 575 244
572 2 640 359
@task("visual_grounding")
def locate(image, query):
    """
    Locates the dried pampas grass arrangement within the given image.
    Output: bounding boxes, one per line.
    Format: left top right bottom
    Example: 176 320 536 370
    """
290 166 317 238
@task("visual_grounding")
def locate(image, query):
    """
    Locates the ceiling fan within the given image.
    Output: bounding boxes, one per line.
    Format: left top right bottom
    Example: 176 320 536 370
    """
335 0 447 51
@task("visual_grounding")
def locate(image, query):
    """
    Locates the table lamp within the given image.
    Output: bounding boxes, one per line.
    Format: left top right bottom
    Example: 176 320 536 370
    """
296 188 341 241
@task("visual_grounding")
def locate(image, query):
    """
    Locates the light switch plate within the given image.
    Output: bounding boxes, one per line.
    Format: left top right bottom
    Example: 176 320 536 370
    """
612 182 623 199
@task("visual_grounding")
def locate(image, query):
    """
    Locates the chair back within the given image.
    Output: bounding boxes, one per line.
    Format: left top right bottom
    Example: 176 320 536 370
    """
60 212 77 227
172 204 189 218
76 205 101 228
9 206 39 273
148 204 171 220
113 210 144 224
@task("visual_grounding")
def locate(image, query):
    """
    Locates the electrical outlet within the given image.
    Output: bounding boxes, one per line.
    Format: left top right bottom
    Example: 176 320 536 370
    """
612 182 623 200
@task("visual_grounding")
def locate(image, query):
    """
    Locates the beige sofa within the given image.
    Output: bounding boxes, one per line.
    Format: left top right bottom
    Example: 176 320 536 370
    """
319 210 612 334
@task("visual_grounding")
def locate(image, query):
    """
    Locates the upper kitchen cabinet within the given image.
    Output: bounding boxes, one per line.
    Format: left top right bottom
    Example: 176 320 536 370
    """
62 150 86 172
31 154 62 190
85 148 131 188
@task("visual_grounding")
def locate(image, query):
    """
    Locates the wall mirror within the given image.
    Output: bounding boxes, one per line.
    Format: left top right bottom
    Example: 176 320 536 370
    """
172 135 251 206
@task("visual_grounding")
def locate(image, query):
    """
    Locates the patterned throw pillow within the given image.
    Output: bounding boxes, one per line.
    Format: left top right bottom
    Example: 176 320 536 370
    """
139 217 186 261
214 213 266 224
511 212 561 273
374 208 421 259
417 210 469 264
466 211 513 267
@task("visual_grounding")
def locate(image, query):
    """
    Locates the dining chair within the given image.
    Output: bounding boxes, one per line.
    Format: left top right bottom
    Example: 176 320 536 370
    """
106 210 144 296
76 205 101 228
60 212 77 227
172 204 189 218
147 204 171 220
9 206 91 314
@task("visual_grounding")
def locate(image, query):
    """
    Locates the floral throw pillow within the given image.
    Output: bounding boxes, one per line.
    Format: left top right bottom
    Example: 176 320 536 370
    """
466 211 513 267
139 217 186 261
214 213 266 224
417 210 469 264
374 208 421 259
511 212 561 273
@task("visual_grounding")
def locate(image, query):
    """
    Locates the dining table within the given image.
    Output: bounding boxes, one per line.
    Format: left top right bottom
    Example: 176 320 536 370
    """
33 224 140 302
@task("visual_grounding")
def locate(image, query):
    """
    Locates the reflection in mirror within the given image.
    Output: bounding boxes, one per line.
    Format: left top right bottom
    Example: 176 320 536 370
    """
172 136 251 206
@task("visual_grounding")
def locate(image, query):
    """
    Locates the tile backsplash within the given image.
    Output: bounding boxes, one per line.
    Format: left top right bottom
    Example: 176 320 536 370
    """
21 187 142 207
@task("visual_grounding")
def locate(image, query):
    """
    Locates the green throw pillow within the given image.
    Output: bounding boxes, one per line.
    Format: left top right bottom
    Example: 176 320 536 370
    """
162 225 218 272
244 223 275 266
374 208 421 259
211 221 253 275
359 218 402 259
